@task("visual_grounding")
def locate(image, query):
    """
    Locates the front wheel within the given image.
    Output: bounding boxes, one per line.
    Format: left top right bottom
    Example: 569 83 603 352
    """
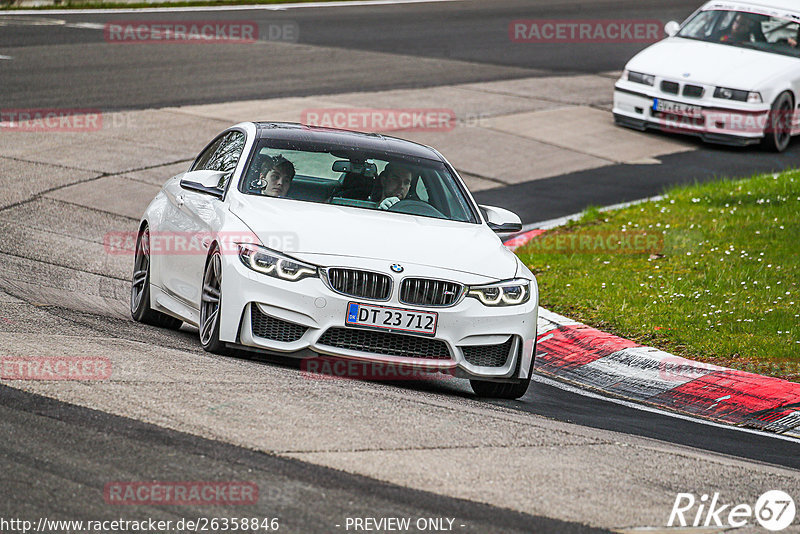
470 376 531 400
199 248 227 354
762 91 794 153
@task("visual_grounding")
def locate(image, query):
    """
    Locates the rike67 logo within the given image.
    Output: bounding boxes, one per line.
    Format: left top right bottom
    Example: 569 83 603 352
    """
669 490 796 531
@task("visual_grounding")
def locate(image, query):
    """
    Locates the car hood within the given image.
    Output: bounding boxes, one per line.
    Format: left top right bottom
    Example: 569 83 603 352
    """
229 195 519 280
627 37 796 89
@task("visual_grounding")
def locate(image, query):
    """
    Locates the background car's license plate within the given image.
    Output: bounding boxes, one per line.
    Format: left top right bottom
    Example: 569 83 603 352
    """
653 98 702 117
346 302 437 336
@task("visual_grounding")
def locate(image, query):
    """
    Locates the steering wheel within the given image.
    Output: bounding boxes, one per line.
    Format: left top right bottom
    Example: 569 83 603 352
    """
387 199 445 218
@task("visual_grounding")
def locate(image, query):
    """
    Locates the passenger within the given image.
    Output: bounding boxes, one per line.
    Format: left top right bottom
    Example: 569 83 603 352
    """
253 155 295 197
374 162 413 210
719 13 760 43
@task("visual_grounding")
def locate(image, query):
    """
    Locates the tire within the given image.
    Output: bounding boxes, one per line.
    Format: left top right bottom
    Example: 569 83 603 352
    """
762 91 794 153
470 377 531 400
131 226 183 330
199 247 227 354
470 339 535 400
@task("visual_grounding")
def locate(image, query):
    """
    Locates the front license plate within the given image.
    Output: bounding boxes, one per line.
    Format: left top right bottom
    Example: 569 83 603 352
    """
653 98 702 118
345 302 438 336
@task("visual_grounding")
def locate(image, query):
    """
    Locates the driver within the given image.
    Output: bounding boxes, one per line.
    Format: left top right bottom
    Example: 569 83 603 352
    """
789 25 800 47
252 155 295 197
374 162 413 210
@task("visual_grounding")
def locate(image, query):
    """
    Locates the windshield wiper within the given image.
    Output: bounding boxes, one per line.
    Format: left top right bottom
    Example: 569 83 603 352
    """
732 41 761 50
676 34 713 43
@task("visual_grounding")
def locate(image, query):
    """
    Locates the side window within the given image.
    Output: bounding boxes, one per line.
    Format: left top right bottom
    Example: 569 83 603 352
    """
192 136 225 172
415 175 429 202
192 131 246 188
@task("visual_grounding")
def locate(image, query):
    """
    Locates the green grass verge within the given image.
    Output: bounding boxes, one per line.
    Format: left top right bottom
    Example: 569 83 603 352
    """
516 169 800 381
1 0 357 10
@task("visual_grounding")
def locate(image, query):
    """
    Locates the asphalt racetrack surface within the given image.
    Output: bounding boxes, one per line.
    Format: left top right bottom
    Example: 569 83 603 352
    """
2 1 800 531
2 0 701 109
0 384 602 534
3 0 799 216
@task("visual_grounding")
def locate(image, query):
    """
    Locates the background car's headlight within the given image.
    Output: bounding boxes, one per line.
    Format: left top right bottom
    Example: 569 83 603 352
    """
714 87 762 103
627 71 655 86
237 243 317 281
467 279 530 307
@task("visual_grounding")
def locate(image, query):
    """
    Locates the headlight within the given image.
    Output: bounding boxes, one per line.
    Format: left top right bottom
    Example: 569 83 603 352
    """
627 71 655 86
467 279 530 307
747 92 762 104
714 87 762 103
237 243 317 281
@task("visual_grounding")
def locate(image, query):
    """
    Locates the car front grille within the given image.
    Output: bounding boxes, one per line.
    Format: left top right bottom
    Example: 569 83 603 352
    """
317 327 451 360
399 278 463 307
326 268 392 301
251 305 307 342
682 84 704 98
461 338 514 367
660 80 679 94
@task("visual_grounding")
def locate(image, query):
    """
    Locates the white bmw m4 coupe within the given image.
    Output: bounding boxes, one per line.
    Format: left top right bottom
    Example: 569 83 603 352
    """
614 0 800 152
131 122 538 399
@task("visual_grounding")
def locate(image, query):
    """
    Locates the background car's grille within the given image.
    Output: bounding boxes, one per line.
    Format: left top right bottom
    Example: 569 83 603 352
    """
461 338 514 367
400 278 463 307
327 268 391 300
318 327 450 360
251 306 307 342
682 84 704 98
660 81 679 94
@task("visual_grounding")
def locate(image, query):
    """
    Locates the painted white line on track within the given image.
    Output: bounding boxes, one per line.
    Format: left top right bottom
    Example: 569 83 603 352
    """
532 373 800 445
65 21 106 29
0 55 12 59
0 0 461 16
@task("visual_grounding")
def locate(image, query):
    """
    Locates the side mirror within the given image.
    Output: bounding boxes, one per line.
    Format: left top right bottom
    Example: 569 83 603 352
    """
664 21 680 37
179 170 226 199
480 205 522 234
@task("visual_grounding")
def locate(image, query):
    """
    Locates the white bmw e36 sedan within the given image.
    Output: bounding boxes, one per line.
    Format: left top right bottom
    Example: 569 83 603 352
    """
131 122 538 399
614 0 800 152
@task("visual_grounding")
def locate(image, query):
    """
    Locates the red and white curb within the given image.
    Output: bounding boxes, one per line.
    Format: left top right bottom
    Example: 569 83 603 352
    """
534 308 800 437
504 214 800 438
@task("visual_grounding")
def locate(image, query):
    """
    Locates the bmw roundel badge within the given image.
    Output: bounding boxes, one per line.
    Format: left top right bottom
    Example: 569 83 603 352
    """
390 264 404 273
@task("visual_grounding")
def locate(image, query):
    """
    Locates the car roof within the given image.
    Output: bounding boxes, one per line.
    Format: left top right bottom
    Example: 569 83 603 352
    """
253 122 443 161
704 0 800 16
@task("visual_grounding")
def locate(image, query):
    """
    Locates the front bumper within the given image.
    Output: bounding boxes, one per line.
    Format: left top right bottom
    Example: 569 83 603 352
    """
218 254 538 382
613 83 770 146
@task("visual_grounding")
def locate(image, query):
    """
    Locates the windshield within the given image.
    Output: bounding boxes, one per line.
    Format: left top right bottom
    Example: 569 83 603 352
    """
239 139 478 223
678 9 800 57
